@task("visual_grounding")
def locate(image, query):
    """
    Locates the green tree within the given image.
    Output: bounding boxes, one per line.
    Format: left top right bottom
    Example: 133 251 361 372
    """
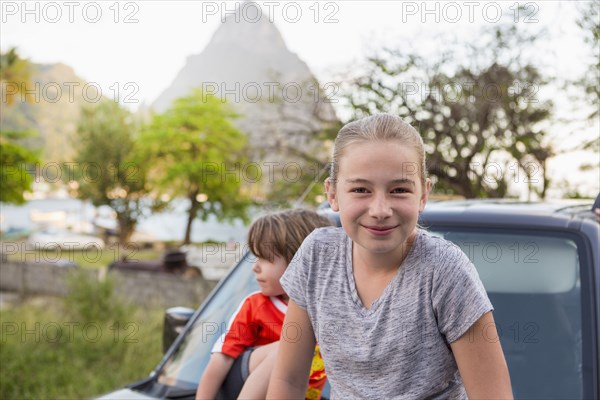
0 48 40 204
0 48 33 105
346 26 553 199
141 89 250 244
73 100 156 244
0 132 39 204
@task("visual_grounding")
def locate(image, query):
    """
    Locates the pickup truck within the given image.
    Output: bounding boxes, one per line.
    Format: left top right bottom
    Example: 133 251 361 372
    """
98 200 599 399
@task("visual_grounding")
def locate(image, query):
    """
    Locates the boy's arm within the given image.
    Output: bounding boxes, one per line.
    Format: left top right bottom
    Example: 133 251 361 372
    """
267 300 316 399
195 352 235 400
450 311 513 399
197 293 255 399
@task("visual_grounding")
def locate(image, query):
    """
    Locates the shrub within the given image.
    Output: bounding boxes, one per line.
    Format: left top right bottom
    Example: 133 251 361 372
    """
0 275 163 398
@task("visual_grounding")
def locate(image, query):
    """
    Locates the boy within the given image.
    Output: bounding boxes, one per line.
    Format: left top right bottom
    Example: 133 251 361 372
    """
196 209 331 400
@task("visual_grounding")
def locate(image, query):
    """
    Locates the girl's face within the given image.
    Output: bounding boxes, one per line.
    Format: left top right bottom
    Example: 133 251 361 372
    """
251 254 288 298
326 140 431 263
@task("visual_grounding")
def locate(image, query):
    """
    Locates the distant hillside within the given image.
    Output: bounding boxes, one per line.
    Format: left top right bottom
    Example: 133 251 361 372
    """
151 3 338 163
1 62 87 163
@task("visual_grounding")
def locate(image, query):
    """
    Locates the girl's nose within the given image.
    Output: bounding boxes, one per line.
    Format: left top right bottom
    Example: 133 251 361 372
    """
252 261 260 273
369 192 392 218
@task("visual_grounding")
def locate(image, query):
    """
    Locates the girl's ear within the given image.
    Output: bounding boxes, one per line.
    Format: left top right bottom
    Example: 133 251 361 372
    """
419 178 432 212
324 178 339 212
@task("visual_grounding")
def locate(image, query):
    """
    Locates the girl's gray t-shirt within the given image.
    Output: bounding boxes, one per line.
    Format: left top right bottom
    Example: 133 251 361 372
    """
281 227 493 400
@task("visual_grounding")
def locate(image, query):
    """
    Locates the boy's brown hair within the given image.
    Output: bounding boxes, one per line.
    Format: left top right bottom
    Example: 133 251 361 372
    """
248 209 333 264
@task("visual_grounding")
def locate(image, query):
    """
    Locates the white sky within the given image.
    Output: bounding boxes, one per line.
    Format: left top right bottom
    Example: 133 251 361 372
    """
1 0 598 197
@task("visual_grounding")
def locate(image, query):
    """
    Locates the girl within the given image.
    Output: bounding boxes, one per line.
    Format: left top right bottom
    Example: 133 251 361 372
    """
196 209 331 400
267 114 513 399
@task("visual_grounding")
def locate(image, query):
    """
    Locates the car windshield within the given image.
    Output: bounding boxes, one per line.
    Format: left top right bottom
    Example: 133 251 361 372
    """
157 228 584 399
157 252 259 389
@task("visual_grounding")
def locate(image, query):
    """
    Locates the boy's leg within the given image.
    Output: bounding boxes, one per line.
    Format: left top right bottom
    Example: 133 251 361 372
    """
215 350 252 400
237 341 280 399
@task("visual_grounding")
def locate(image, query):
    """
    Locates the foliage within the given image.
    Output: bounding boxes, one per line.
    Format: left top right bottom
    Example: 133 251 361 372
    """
141 89 250 244
65 270 131 323
576 0 600 122
0 48 41 204
0 131 40 204
72 100 162 244
0 48 33 105
1 59 89 163
0 293 163 399
258 127 339 207
254 78 341 207
345 26 553 199
574 1 600 164
266 162 329 208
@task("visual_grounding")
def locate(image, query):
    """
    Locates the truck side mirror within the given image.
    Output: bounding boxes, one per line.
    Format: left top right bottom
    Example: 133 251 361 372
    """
162 307 195 353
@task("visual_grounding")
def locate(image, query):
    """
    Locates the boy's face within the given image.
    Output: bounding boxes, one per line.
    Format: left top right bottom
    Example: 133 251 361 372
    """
252 254 288 298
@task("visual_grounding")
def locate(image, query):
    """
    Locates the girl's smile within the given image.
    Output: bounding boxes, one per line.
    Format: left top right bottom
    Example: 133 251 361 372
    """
361 224 400 235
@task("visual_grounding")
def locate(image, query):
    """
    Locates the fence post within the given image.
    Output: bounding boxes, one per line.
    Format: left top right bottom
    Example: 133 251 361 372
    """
18 262 27 303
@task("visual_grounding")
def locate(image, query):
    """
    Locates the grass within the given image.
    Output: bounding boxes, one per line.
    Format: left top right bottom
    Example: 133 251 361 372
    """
0 272 165 399
1 240 226 269
1 240 164 269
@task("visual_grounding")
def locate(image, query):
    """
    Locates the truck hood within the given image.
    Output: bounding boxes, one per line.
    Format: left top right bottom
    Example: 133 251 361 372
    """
96 388 158 400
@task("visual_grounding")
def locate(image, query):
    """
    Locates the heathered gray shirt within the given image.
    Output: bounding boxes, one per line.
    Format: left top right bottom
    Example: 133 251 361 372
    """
281 227 493 400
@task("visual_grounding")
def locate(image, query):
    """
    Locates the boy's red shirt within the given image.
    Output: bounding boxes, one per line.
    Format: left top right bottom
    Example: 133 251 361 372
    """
212 292 326 400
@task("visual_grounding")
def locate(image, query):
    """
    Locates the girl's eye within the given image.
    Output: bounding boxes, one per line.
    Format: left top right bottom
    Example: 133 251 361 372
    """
351 187 369 193
391 188 409 194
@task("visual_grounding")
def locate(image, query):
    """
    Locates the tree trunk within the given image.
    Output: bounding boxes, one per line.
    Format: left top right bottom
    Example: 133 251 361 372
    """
184 191 200 245
117 214 135 246
116 213 136 261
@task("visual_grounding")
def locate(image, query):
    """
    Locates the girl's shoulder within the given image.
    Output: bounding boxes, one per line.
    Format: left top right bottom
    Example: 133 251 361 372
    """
307 226 347 243
297 226 349 262
410 229 471 269
416 229 464 255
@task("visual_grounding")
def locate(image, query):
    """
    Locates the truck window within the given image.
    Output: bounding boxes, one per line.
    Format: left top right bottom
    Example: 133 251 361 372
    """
432 229 583 400
158 252 260 389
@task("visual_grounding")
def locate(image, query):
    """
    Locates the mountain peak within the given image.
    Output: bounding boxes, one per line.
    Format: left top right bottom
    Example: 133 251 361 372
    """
152 4 312 113
206 3 288 54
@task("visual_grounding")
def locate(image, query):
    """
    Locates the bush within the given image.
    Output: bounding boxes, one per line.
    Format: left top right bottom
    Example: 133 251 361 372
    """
0 274 164 399
64 269 130 323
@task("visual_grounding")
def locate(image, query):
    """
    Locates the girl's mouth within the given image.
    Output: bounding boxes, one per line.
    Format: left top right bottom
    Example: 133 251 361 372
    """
363 225 398 235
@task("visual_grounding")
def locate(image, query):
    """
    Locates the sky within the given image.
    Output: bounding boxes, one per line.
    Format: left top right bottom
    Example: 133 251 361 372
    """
1 0 598 198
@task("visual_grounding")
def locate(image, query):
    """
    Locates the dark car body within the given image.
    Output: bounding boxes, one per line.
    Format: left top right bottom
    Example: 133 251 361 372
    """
98 201 599 400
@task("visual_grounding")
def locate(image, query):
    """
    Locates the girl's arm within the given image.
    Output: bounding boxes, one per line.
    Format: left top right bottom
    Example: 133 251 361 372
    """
450 311 513 399
266 300 316 399
195 352 235 400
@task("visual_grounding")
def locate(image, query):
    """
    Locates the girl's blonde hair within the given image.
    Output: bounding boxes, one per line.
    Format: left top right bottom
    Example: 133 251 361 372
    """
248 209 332 264
329 113 427 187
